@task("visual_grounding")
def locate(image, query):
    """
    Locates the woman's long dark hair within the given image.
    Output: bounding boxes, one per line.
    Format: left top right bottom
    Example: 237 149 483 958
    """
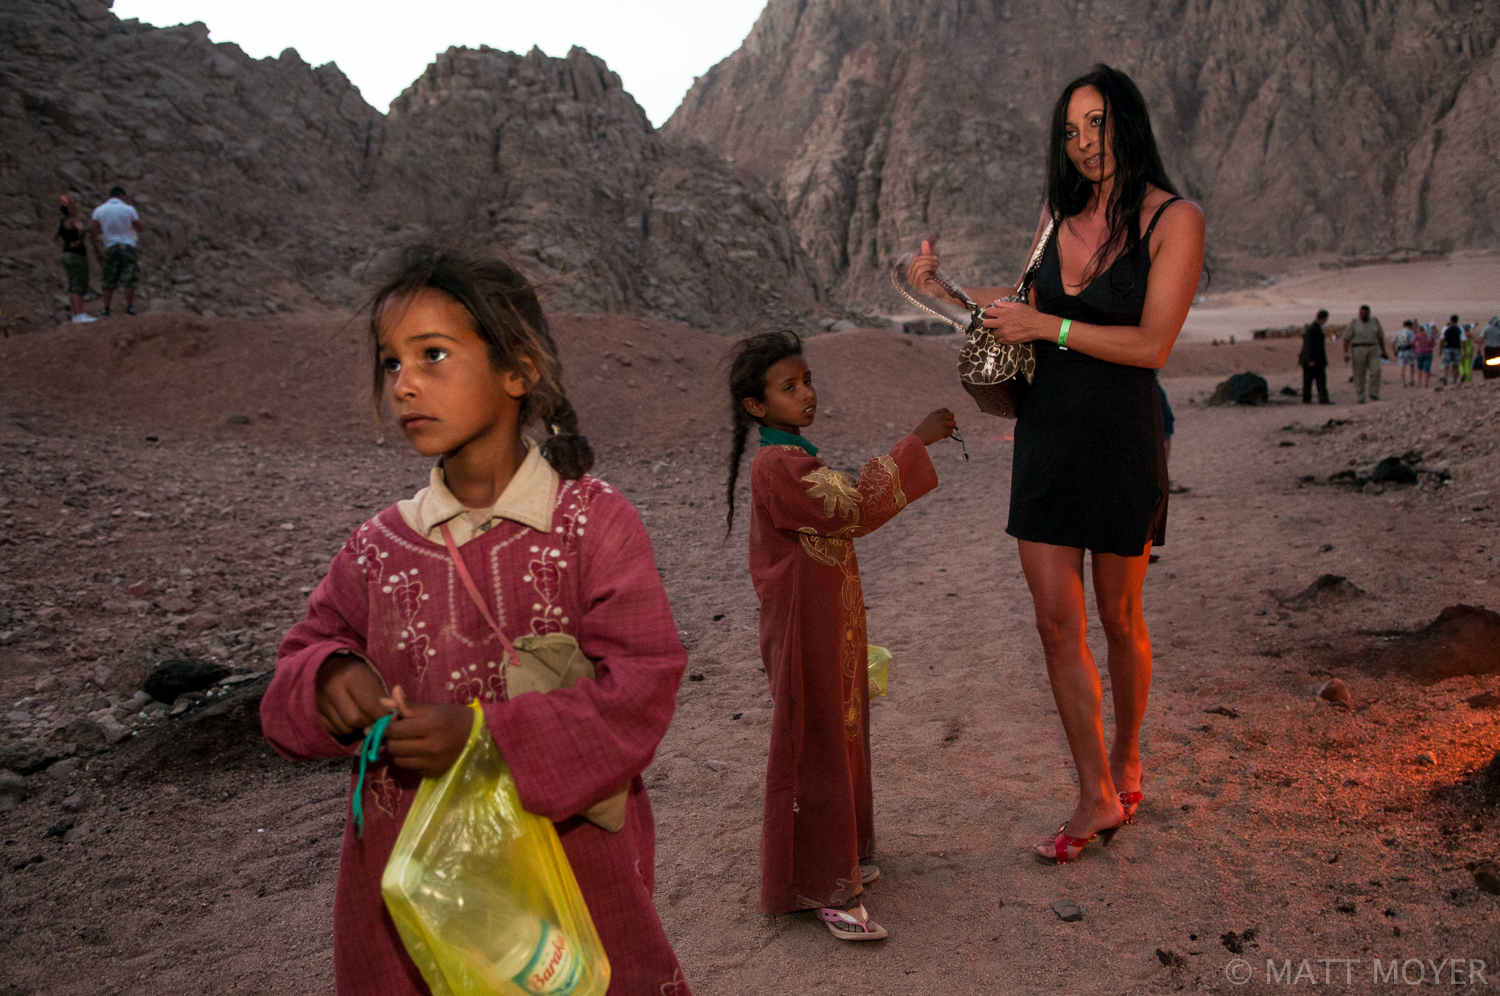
1045 64 1179 285
367 245 593 479
724 331 803 536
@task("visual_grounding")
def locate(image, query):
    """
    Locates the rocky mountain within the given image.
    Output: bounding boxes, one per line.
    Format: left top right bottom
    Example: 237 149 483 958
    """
664 0 1500 306
0 0 819 330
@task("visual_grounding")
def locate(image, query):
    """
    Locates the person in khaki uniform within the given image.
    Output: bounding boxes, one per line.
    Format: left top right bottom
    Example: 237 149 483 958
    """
1343 304 1387 402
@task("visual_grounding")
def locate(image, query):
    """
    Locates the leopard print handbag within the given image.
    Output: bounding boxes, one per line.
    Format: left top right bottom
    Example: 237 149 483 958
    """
892 219 1054 418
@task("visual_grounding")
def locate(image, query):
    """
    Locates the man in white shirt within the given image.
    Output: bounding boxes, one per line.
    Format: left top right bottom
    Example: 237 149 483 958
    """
90 186 144 317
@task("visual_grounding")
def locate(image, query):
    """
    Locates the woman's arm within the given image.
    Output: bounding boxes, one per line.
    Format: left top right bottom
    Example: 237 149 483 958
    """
906 209 1050 306
980 200 1205 370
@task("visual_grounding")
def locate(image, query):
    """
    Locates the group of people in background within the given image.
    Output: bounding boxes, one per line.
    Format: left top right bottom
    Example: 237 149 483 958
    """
51 185 143 323
1300 306 1498 403
1392 314 1499 388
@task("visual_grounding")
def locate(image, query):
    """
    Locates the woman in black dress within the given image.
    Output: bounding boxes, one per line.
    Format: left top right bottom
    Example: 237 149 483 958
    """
908 65 1204 863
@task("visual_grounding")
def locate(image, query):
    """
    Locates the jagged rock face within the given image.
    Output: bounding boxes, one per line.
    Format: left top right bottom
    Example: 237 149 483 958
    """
0 0 383 325
373 44 820 326
665 0 1500 307
0 0 817 330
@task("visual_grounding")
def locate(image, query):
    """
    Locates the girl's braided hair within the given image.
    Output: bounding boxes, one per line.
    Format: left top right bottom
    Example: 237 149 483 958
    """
367 245 593 479
724 330 803 536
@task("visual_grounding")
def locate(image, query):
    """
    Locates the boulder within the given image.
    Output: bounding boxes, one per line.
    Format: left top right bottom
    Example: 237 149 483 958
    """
1370 456 1418 484
1282 574 1368 610
0 770 28 812
0 742 60 775
142 658 230 703
1370 605 1500 684
55 718 105 749
1207 373 1270 406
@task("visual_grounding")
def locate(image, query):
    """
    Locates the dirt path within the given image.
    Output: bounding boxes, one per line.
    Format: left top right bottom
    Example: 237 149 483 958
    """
0 315 1495 995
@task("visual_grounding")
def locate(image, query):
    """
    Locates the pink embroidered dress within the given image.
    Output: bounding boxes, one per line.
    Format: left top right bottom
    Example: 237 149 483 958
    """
261 441 691 995
748 427 938 915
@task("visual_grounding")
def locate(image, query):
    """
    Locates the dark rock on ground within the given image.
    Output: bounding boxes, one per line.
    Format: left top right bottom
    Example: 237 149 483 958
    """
1317 678 1353 708
1475 862 1500 896
1370 605 1500 684
0 742 60 775
1371 456 1419 484
903 319 955 336
1477 752 1500 808
1207 373 1270 406
0 770 28 812
55 718 104 749
1282 574 1368 610
1051 899 1084 922
142 658 231 703
1467 691 1500 709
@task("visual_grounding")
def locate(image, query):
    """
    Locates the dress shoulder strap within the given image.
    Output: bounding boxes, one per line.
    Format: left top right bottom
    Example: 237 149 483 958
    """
1143 196 1183 243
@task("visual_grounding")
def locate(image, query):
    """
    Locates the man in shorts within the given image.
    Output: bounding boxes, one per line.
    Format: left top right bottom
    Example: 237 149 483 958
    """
90 185 144 317
1342 304 1387 403
1439 315 1464 386
1392 320 1416 387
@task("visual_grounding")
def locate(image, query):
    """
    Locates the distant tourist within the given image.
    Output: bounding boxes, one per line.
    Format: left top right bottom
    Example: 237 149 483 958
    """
53 192 95 324
1482 317 1500 379
1439 315 1464 385
1413 322 1434 388
1342 304 1386 402
1459 323 1477 383
909 63 1205 864
1393 320 1416 388
90 185 143 317
1299 309 1331 404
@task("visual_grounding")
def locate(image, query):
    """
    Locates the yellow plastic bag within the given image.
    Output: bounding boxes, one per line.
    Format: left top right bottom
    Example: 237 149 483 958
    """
381 702 611 996
867 645 892 697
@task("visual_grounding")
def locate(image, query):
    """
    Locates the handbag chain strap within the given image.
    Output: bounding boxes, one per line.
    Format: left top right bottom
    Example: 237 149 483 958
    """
1008 217 1056 303
891 217 1056 332
440 522 518 667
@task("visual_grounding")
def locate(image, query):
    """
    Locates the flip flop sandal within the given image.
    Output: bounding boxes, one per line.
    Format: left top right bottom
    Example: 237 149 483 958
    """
818 903 888 941
860 864 880 885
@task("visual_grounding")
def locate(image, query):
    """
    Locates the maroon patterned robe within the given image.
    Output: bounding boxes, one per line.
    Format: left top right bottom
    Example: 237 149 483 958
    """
261 476 691 995
749 433 938 915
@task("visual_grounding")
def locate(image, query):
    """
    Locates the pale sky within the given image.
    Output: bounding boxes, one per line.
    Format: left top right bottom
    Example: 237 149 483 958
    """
111 0 768 126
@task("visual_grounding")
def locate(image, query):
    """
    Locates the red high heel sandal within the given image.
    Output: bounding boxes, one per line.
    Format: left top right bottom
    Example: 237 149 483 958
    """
1034 821 1123 865
1118 791 1143 825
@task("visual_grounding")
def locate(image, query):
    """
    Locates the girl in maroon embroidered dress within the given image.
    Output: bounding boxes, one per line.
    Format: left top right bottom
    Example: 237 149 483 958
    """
261 247 691 995
723 331 956 941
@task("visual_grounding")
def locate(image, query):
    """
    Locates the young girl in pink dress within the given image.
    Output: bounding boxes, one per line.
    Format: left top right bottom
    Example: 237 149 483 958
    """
261 247 691 995
725 330 954 941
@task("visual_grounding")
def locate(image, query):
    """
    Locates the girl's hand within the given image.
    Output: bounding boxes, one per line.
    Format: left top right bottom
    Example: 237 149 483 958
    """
905 238 943 298
315 653 387 737
380 686 473 779
981 299 1057 345
914 408 957 445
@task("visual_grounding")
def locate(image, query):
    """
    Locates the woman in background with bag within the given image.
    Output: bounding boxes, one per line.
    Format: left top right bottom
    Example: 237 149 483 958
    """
906 65 1203 863
261 247 691 994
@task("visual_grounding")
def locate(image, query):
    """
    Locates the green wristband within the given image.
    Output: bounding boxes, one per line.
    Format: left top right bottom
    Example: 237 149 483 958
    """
1058 318 1071 349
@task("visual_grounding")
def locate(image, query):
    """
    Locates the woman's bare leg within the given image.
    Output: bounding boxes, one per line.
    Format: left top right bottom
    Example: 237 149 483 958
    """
1091 544 1154 803
1018 540 1125 852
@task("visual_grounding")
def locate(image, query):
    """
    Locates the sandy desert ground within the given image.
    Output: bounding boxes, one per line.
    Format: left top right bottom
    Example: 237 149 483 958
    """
0 307 1496 995
1180 251 1500 343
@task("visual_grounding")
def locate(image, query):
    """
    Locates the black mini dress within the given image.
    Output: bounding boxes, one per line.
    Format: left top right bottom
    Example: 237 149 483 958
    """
1005 198 1178 556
